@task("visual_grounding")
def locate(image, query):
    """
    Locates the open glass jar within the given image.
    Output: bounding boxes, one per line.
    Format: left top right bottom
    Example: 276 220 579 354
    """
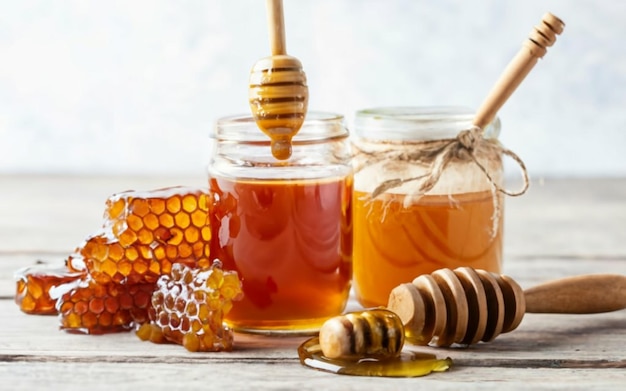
207 112 353 335
351 107 504 308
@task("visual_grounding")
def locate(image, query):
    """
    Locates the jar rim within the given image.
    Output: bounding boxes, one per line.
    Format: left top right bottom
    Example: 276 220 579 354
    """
213 111 347 143
353 106 500 141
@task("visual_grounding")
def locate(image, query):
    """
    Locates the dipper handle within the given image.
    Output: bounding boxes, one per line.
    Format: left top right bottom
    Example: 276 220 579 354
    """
388 268 626 347
267 0 286 55
524 274 626 313
473 13 565 129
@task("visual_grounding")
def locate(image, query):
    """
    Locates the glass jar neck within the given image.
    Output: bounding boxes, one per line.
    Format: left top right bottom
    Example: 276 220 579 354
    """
213 112 348 143
352 106 500 141
209 112 352 180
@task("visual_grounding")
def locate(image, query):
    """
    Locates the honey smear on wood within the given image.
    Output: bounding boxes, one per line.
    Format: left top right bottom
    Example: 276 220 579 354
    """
298 309 452 377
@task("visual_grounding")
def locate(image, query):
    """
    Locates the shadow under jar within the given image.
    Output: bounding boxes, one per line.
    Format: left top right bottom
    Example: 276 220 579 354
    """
208 112 353 335
351 107 504 308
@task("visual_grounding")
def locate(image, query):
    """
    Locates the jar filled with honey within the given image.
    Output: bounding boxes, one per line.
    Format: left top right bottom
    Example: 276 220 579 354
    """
352 107 504 308
208 112 353 335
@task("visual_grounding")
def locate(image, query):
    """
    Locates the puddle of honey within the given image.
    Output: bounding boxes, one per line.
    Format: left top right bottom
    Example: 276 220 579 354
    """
298 337 452 378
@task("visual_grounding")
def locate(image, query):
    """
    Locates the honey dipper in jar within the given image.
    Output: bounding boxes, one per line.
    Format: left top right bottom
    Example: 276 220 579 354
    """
249 0 308 160
387 267 626 347
473 12 565 128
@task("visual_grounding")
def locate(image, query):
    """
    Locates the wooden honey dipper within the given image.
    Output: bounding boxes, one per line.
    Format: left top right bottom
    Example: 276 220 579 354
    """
249 0 308 161
387 267 626 347
473 12 564 129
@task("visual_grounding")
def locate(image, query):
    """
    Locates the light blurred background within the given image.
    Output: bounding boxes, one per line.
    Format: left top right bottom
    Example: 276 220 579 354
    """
1 0 625 178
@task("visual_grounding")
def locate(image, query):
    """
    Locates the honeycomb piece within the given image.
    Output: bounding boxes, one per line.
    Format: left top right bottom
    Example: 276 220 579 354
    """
81 187 212 285
14 263 85 315
137 260 243 352
55 276 154 334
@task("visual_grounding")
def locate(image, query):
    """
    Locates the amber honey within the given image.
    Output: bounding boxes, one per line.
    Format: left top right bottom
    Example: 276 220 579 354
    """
353 189 503 308
208 175 353 333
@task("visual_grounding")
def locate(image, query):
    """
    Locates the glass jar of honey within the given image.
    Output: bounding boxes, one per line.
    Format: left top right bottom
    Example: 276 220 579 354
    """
351 107 504 308
208 112 353 335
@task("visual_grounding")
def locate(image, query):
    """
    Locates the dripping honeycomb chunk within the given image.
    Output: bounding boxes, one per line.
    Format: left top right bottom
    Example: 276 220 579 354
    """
137 261 243 352
14 263 84 315
81 187 212 285
56 276 154 334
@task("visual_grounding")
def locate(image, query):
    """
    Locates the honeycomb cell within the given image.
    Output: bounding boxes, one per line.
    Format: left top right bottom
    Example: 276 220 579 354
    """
201 226 212 241
182 194 198 213
14 263 84 315
109 244 125 261
133 259 149 275
178 243 193 259
149 198 166 215
143 213 159 230
107 199 125 221
101 260 119 279
192 241 204 258
138 261 243 352
166 196 181 214
148 260 161 276
191 210 207 228
137 228 154 245
175 212 191 229
125 247 139 261
154 227 172 242
131 199 150 217
165 245 178 259
118 260 132 276
127 214 144 231
184 227 200 244
159 214 175 228
89 297 105 314
154 247 166 260
138 245 152 260
168 228 184 246
198 193 209 211
119 229 138 247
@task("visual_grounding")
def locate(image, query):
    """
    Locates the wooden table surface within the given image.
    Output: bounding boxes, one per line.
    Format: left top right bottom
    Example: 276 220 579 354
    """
1 175 625 390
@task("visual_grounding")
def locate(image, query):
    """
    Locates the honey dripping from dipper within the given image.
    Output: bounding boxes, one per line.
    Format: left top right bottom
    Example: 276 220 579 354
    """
249 0 308 160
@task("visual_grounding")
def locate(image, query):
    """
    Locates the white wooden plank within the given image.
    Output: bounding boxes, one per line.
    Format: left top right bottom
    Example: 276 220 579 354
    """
3 299 624 364
0 361 624 391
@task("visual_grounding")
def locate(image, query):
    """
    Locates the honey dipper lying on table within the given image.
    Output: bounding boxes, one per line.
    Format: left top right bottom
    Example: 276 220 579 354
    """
319 267 626 360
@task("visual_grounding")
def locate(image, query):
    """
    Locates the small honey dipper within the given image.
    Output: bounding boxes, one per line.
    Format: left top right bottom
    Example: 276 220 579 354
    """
249 0 309 160
387 267 626 347
473 12 565 129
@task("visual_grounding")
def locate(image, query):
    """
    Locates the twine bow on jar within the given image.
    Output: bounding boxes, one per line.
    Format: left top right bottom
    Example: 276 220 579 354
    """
353 125 530 202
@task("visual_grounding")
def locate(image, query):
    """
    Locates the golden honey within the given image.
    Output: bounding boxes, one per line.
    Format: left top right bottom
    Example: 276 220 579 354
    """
209 177 352 332
353 190 503 308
